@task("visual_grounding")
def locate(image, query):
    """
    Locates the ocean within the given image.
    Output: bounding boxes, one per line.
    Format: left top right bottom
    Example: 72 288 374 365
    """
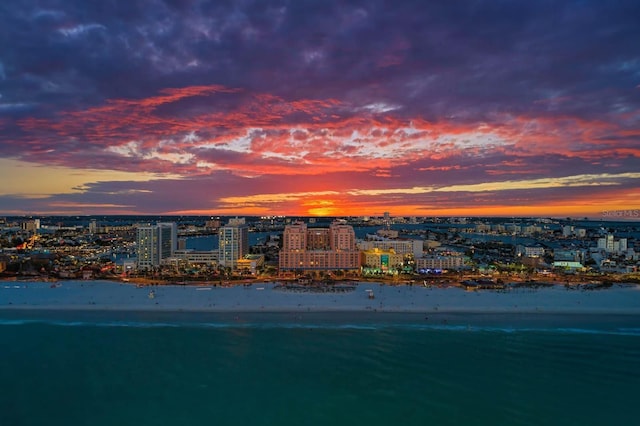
1 311 639 426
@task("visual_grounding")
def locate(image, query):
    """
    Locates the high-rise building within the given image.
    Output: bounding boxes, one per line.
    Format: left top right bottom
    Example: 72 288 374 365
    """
383 212 391 229
597 234 627 254
218 219 249 269
157 222 177 261
136 222 177 269
279 221 360 272
21 219 40 233
136 225 157 270
282 221 308 251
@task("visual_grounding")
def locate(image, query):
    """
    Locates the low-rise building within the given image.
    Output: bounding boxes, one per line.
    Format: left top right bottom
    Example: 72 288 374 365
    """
361 248 405 274
516 245 545 258
416 253 467 271
173 249 218 265
236 254 265 274
357 236 423 258
554 249 584 263
553 261 584 271
521 225 543 235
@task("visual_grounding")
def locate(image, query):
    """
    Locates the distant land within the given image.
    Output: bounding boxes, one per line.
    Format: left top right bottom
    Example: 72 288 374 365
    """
1 214 638 288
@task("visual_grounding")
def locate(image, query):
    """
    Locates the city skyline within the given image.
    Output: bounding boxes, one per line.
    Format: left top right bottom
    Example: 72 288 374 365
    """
1 1 639 217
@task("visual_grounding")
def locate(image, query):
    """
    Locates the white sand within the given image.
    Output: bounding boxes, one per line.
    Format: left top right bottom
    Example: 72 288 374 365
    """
1 280 640 314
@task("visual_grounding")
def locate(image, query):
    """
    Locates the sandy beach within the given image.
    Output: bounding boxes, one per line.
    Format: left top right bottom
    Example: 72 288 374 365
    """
1 280 640 314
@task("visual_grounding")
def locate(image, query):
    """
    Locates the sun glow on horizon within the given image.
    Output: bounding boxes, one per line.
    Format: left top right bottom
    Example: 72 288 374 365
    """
164 192 640 218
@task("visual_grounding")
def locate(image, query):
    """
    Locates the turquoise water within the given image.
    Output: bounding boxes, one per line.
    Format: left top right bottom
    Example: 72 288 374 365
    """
1 312 639 426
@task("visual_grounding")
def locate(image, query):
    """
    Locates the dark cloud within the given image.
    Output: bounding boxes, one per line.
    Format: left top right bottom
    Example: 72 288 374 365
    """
1 0 638 215
3 0 638 117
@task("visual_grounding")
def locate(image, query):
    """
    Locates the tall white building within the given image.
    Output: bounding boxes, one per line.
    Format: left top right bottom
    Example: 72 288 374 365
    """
136 226 156 270
218 219 249 269
136 222 177 269
597 234 627 253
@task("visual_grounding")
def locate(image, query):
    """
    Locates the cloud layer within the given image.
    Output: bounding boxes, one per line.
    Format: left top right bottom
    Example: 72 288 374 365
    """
1 0 639 216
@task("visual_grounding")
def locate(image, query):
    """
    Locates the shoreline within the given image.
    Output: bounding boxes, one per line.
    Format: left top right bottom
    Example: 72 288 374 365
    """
2 306 640 315
2 279 640 316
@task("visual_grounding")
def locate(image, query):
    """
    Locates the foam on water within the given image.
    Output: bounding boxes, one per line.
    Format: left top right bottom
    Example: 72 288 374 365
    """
2 315 640 336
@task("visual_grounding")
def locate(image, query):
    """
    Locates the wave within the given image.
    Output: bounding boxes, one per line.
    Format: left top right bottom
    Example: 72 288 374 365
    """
1 317 639 336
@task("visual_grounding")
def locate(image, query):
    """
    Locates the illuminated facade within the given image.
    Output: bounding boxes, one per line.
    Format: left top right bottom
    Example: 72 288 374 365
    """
279 221 360 272
357 237 423 257
361 248 404 273
218 219 249 269
236 254 265 274
136 222 177 269
173 249 218 264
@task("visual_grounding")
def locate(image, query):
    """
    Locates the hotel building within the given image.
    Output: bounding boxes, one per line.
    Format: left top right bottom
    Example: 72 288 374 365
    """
236 254 265 274
416 253 467 271
357 235 424 258
218 218 249 269
279 221 360 273
173 249 218 265
136 222 178 269
361 248 405 273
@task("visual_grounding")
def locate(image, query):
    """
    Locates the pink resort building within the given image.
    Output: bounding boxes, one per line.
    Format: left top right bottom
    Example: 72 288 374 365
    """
279 221 360 274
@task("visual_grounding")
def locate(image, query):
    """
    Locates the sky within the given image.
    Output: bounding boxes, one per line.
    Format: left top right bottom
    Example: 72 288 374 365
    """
1 0 639 218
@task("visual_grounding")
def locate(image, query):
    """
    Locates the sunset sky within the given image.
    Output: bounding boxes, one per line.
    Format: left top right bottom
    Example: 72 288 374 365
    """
1 0 639 217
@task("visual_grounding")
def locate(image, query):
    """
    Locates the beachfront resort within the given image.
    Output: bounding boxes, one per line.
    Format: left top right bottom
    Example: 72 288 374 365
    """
1 214 638 289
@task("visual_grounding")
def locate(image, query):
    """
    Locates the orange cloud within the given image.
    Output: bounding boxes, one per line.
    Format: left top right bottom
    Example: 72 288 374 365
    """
10 84 640 218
